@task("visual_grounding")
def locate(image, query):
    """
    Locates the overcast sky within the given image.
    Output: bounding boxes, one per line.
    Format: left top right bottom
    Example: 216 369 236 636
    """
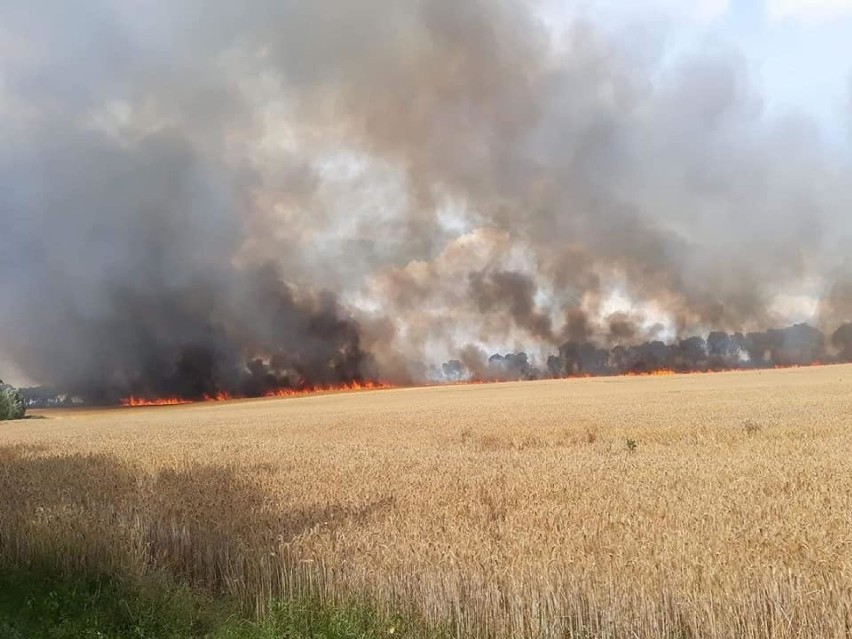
544 0 852 147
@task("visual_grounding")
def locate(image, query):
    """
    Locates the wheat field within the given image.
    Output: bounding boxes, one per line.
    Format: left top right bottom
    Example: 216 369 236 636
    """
2 366 852 637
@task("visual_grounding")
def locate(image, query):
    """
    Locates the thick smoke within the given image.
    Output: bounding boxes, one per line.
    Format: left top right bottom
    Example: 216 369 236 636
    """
0 85 375 401
1 1 851 400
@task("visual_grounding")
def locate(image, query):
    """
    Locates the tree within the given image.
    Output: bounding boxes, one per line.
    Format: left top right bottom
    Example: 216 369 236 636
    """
0 379 26 420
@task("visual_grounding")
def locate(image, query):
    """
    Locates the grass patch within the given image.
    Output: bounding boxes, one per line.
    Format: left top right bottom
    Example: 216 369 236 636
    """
0 564 436 639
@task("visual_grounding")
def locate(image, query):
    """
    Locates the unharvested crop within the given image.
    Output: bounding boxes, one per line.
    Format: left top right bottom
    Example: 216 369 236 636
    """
2 366 852 638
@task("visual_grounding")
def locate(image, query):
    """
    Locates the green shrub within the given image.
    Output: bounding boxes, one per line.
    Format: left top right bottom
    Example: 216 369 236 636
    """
0 381 26 421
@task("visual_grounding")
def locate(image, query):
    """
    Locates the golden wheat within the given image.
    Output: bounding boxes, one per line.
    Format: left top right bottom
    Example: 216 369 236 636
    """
2 365 852 637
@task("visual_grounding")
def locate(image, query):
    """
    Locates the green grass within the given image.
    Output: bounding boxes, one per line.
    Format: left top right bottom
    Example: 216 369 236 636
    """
0 564 439 639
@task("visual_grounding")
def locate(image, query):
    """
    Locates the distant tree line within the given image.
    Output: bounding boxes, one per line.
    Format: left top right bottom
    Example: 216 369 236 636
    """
441 322 852 382
15 386 84 409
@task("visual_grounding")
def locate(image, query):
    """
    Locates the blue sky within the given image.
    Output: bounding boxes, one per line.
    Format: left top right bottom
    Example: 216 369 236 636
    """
545 0 852 148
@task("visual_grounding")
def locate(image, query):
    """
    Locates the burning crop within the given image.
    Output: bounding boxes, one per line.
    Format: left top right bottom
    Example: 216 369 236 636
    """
120 380 394 407
121 396 193 407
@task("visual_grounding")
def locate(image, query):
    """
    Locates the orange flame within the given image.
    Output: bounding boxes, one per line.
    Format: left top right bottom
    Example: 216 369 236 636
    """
119 362 828 407
625 368 676 377
203 392 233 402
264 380 393 398
121 396 193 407
120 380 393 407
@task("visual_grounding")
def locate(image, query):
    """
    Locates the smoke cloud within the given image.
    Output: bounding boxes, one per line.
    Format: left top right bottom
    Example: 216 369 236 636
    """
1 0 851 400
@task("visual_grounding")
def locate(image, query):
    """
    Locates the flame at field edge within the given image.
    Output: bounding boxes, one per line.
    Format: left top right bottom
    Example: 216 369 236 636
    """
120 396 194 407
263 380 393 398
118 362 830 407
120 380 395 407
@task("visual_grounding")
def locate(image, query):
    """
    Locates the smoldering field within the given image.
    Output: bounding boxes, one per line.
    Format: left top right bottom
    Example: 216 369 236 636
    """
3 366 852 638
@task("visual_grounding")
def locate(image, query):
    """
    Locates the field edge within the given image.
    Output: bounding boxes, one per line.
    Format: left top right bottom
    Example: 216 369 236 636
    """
0 559 449 639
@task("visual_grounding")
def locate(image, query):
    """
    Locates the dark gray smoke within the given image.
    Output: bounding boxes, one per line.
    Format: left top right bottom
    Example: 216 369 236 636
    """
0 120 374 401
1 1 851 399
